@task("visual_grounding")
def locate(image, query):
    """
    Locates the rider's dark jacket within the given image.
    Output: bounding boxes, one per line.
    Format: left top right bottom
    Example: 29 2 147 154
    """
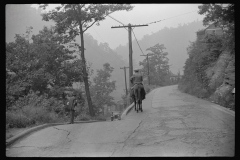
130 73 143 85
130 72 146 99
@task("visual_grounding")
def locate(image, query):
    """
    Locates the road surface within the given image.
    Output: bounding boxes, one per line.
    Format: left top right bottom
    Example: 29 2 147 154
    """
6 85 235 157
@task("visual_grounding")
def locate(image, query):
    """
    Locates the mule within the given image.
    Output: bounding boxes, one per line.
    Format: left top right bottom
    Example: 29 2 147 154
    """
133 83 143 113
132 92 137 111
130 88 137 111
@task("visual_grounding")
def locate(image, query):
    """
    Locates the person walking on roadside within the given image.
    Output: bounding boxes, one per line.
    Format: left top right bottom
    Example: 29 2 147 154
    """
67 92 77 124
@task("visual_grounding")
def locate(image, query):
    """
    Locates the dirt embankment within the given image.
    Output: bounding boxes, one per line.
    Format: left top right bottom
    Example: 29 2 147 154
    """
206 51 235 110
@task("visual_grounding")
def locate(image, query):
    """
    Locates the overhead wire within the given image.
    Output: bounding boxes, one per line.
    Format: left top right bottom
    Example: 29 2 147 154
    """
107 14 145 56
130 10 199 57
103 14 133 66
145 10 198 25
107 15 128 31
107 14 125 25
107 11 198 67
131 29 145 56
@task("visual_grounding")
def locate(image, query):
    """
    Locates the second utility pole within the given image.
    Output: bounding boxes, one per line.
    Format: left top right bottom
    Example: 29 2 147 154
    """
120 66 129 97
111 23 148 92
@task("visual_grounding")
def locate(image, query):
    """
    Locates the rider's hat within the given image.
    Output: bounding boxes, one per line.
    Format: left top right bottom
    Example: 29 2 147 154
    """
134 68 140 72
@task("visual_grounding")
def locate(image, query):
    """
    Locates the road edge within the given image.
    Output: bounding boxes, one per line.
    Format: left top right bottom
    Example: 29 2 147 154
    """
6 120 105 148
120 102 135 120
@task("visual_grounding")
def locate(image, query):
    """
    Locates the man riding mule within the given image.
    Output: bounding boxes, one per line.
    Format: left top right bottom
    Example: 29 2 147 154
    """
130 68 146 112
130 68 146 102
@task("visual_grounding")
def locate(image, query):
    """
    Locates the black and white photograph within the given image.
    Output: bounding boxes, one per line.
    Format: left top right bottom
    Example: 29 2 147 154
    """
6 4 235 157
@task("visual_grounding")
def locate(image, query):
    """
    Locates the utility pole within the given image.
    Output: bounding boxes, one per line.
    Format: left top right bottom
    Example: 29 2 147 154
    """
120 66 129 97
128 24 133 90
141 53 154 85
111 24 148 91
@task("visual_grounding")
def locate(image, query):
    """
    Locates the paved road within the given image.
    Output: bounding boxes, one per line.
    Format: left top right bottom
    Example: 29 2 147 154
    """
6 85 235 157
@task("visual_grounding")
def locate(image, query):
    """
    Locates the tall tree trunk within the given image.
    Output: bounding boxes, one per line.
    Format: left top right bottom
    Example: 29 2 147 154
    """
79 26 95 117
74 4 95 117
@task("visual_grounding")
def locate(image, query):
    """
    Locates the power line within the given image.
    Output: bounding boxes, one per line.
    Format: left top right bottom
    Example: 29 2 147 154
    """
107 15 128 31
107 15 146 56
107 14 125 26
145 10 198 25
108 10 197 57
132 29 145 55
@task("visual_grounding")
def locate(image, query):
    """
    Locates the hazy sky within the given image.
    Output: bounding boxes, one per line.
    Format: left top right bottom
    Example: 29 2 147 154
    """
6 4 205 50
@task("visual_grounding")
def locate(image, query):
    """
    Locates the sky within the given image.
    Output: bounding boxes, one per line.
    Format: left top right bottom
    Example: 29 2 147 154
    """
6 4 205 49
87 3 205 49
6 4 206 75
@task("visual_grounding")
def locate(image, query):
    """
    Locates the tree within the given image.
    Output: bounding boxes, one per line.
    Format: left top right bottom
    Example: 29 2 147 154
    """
198 4 234 52
139 44 170 86
6 26 86 108
6 27 39 107
90 63 116 115
198 4 234 28
31 27 82 89
40 4 133 116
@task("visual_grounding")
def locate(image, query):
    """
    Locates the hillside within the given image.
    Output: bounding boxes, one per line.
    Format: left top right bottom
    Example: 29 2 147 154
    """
114 20 204 74
178 28 235 110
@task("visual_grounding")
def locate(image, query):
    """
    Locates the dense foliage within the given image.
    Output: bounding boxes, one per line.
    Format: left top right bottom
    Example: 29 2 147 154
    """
6 26 88 128
6 26 83 107
179 4 235 110
198 4 234 52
